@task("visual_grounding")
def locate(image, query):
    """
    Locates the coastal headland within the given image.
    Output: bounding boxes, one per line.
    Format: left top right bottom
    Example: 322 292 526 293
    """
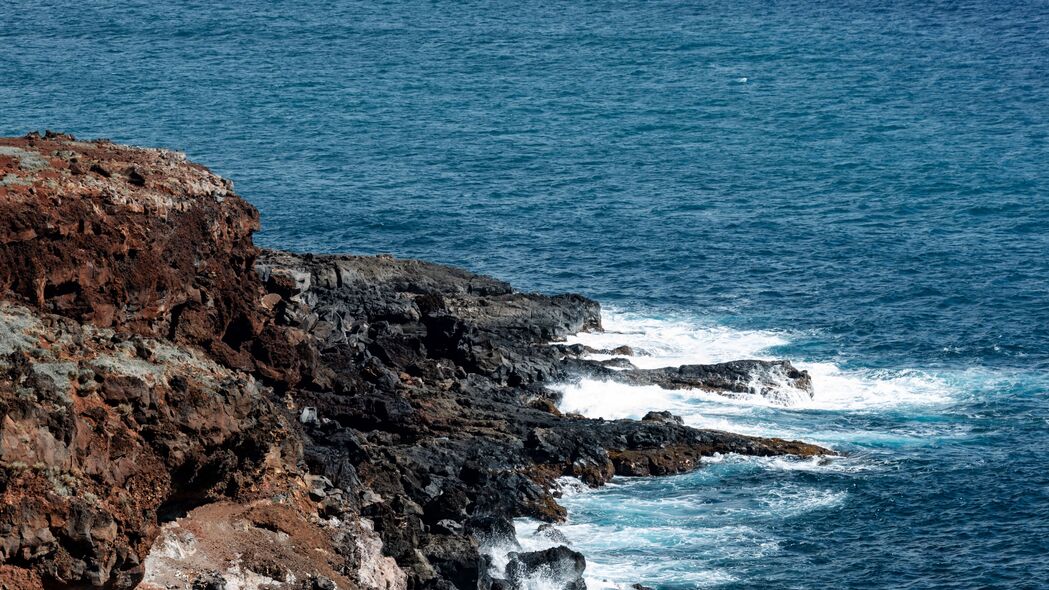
0 132 828 590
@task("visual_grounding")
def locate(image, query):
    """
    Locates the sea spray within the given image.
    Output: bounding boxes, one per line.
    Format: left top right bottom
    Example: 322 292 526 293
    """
546 309 969 586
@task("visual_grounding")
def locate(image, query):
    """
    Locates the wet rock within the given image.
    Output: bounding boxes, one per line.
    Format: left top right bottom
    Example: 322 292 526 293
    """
642 410 683 424
572 359 814 404
534 523 570 545
465 515 520 550
598 357 635 369
505 546 586 590
419 534 484 589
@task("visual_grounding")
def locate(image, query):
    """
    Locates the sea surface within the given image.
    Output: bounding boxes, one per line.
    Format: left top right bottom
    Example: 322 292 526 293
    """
4 1 1049 588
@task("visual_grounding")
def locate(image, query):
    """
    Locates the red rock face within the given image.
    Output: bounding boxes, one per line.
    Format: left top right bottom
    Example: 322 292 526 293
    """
0 133 317 589
0 301 297 589
0 131 305 386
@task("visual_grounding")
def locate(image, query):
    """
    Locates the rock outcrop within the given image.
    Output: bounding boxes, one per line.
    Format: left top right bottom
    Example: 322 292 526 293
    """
505 546 585 590
0 133 831 590
0 131 314 387
564 358 814 405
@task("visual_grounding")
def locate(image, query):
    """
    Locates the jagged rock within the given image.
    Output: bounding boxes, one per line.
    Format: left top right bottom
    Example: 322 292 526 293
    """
0 133 318 388
254 249 830 584
568 359 814 404
0 301 296 587
642 410 683 424
465 516 520 550
554 344 636 357
505 546 586 590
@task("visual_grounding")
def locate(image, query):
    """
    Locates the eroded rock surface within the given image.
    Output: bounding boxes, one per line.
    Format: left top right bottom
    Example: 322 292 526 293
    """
139 501 405 590
0 131 315 387
0 133 831 590
0 301 297 587
253 251 828 587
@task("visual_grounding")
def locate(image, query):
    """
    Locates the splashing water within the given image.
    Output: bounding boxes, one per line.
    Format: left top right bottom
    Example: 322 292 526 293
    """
546 309 1047 587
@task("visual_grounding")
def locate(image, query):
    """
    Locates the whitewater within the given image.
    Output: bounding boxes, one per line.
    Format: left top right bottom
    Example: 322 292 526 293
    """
485 308 988 589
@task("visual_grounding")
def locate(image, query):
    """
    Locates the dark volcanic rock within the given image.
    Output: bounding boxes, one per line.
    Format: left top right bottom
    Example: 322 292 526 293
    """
621 360 812 398
0 134 832 590
642 410 683 424
505 546 586 590
568 359 814 405
255 249 830 587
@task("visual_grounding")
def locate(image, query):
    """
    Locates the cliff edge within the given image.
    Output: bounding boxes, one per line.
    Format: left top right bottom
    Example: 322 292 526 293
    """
0 132 829 590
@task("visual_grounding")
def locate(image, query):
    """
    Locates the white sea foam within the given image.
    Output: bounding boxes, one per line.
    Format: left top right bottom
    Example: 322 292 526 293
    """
551 475 591 497
759 486 848 517
566 310 789 368
539 309 963 587
703 452 870 474
511 518 740 589
504 475 851 588
558 309 956 425
496 464 859 589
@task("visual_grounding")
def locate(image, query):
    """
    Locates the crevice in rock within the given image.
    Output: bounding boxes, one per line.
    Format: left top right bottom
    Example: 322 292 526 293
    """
43 279 80 300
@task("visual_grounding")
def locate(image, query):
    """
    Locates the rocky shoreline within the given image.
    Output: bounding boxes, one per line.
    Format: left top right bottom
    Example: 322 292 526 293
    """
0 132 830 590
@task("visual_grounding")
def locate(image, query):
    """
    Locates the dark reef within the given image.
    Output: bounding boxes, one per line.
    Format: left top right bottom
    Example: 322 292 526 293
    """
0 132 829 590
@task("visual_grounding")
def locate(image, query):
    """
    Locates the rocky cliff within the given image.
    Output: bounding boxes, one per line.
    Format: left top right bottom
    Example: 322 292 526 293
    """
0 132 829 590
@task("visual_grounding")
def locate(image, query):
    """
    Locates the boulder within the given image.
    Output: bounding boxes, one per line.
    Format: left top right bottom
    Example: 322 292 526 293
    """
505 546 586 590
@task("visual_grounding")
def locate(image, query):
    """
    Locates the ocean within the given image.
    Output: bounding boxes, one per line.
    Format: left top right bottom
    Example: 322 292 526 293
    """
4 1 1049 587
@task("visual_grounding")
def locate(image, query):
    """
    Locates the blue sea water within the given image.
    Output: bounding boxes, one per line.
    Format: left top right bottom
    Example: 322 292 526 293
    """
4 1 1049 588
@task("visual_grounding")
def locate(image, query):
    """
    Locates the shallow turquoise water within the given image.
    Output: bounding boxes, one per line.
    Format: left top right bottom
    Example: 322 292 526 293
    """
4 1 1049 587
